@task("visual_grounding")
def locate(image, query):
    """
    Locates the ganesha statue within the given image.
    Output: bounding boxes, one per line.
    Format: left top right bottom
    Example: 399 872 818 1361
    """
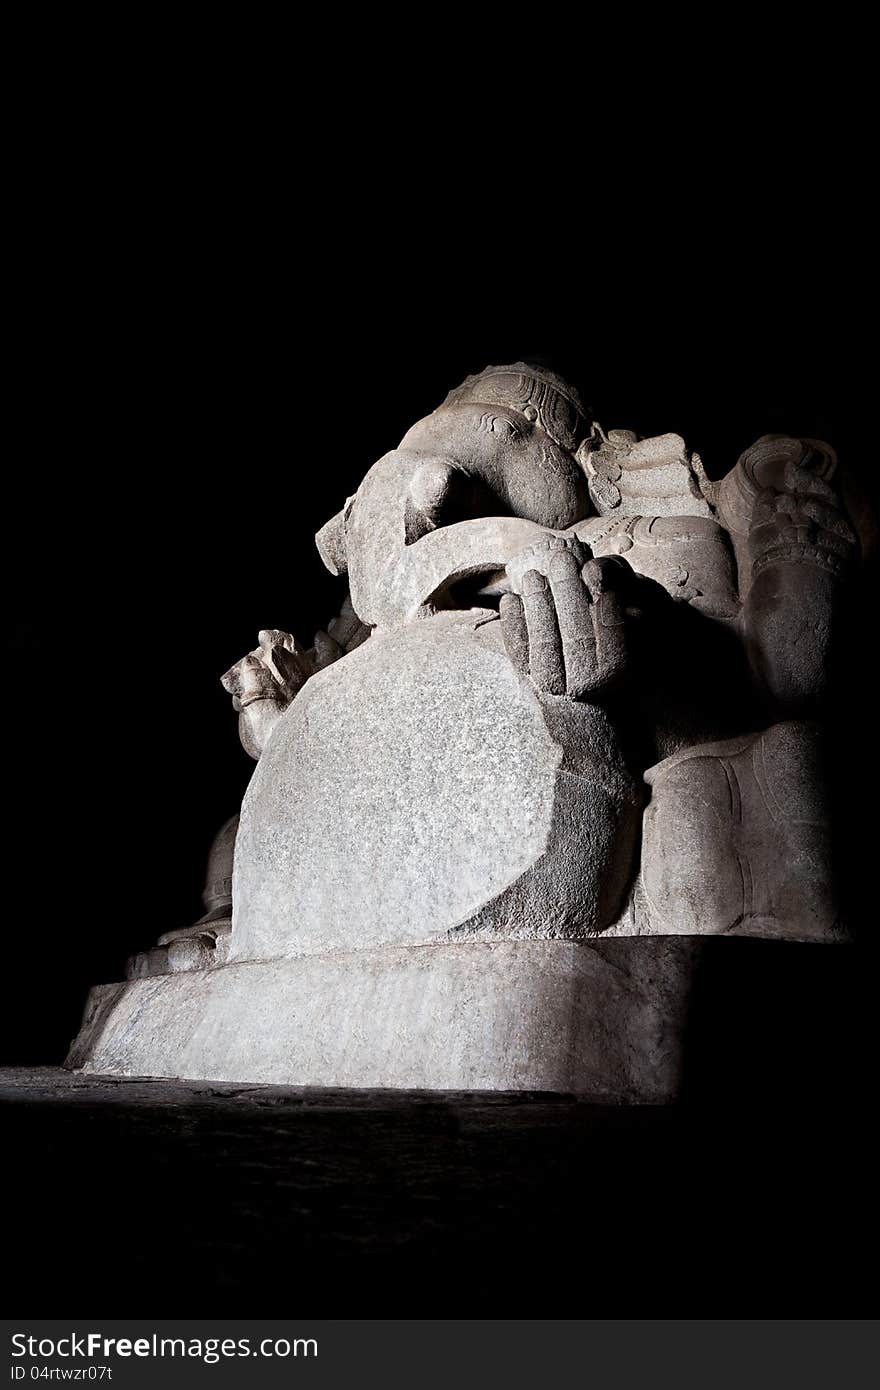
68 364 862 1099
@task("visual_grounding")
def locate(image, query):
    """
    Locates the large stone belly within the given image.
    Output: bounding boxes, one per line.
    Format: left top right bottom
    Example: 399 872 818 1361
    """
230 622 565 961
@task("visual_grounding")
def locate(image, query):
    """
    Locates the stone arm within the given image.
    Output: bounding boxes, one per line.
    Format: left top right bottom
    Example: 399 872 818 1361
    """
736 443 858 714
221 596 369 758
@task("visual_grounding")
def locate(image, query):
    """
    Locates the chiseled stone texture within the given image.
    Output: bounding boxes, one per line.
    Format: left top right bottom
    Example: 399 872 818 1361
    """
638 721 841 940
232 612 640 963
65 365 865 1096
67 938 706 1103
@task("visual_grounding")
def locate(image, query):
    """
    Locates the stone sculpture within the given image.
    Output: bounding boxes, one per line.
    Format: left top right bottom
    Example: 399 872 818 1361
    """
68 365 861 1099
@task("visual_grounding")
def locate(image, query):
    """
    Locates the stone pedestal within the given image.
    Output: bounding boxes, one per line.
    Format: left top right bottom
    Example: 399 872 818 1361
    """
66 936 851 1103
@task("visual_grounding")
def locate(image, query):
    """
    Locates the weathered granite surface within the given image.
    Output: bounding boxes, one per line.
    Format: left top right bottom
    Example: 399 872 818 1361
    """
67 363 866 1092
68 939 712 1101
234 616 641 961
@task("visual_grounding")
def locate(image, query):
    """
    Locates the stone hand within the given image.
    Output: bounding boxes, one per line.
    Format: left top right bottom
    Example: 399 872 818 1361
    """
750 475 857 579
500 537 637 699
744 452 858 711
221 630 313 712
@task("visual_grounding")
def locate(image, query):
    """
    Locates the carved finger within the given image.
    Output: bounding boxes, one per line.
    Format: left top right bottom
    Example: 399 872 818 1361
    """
313 629 344 669
797 497 857 544
582 558 629 691
257 630 311 689
234 653 278 706
783 455 837 500
521 569 565 695
546 547 597 698
751 491 857 564
750 518 787 555
500 593 530 677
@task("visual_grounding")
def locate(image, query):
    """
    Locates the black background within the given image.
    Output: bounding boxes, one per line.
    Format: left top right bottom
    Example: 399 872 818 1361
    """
2 17 877 1327
3 238 877 1064
2 92 878 1315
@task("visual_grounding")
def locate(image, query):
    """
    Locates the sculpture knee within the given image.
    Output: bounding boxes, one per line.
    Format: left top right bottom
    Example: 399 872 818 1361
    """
641 756 745 934
640 724 839 940
751 720 827 829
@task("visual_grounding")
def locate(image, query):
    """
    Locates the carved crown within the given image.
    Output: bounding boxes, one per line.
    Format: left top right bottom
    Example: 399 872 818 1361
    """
441 363 589 455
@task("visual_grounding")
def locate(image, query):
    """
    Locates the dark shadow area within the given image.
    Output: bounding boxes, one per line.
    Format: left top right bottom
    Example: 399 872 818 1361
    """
678 938 873 1109
3 262 875 1316
1 1070 875 1315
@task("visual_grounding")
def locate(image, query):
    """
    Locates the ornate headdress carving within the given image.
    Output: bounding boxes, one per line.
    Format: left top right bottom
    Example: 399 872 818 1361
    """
440 363 590 455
